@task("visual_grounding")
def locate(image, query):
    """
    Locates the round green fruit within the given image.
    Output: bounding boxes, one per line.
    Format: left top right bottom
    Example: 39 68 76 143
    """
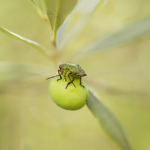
49 76 89 110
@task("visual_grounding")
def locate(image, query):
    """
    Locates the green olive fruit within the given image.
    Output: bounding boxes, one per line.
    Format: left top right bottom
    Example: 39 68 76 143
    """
49 76 89 110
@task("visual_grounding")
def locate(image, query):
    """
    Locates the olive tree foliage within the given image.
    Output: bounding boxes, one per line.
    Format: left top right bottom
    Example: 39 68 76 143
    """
2 0 150 150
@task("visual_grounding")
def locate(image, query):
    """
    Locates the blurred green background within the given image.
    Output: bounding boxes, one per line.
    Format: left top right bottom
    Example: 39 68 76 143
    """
0 0 150 150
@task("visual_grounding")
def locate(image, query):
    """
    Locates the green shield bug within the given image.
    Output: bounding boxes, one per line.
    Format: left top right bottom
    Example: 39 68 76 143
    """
46 63 87 89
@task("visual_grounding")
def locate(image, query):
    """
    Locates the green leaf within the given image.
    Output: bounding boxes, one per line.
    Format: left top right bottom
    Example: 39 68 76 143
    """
44 0 78 41
57 16 90 49
29 0 47 20
0 61 52 84
57 0 105 49
87 89 131 150
0 26 50 58
75 17 150 59
0 61 50 75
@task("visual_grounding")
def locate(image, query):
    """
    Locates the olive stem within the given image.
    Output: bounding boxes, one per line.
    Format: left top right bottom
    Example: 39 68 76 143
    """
51 41 62 68
46 16 62 66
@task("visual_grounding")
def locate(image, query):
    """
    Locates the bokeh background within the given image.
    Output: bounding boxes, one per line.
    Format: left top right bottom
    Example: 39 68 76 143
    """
0 0 150 150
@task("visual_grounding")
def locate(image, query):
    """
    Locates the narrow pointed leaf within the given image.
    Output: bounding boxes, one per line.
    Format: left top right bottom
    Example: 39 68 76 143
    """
57 0 105 49
44 0 78 41
29 0 47 20
0 26 50 57
57 16 90 49
0 61 50 75
87 89 131 150
0 61 53 84
76 17 150 58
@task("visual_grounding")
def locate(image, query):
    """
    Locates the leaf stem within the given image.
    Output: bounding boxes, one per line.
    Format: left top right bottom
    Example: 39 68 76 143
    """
51 41 62 67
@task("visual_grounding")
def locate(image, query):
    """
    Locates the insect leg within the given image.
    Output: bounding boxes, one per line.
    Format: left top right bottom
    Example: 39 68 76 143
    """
63 69 69 81
79 77 85 88
68 73 76 87
66 78 75 89
46 75 59 80
57 69 62 81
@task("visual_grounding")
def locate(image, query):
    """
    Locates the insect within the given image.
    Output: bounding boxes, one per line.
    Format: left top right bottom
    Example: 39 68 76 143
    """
46 63 87 89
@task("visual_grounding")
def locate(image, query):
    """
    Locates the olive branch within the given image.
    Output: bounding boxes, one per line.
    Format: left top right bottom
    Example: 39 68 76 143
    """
1 0 150 150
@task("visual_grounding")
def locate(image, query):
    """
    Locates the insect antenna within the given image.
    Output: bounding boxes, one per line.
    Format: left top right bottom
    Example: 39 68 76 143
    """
46 75 59 80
